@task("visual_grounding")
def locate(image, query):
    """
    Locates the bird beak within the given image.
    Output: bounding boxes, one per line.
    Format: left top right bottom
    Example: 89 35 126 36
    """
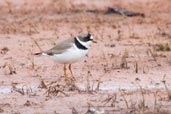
92 39 97 43
90 36 97 43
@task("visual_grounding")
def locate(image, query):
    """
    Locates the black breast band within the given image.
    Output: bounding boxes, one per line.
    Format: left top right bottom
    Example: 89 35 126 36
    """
74 37 88 50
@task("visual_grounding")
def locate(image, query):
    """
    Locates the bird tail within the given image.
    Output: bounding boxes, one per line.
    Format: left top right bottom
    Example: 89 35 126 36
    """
34 52 47 56
34 52 42 55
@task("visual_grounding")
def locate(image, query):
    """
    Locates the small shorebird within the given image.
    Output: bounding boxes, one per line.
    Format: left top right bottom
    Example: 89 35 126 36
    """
34 32 96 83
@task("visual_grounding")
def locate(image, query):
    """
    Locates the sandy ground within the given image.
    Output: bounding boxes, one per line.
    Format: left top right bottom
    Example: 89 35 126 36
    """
0 0 171 114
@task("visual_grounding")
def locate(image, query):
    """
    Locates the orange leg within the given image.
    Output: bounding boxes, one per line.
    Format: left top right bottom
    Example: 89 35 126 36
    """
69 64 76 81
63 64 68 83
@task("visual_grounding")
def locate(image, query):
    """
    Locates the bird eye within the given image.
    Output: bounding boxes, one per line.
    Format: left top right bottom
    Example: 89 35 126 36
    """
82 33 92 42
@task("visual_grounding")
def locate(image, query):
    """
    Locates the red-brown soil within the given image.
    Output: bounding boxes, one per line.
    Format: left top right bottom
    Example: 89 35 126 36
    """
0 0 171 114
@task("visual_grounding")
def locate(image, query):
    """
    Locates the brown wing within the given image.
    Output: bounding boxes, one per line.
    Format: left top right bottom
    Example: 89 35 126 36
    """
44 38 74 56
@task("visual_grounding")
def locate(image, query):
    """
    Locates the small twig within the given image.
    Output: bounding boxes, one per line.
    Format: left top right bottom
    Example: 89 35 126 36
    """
95 80 102 91
153 90 159 113
148 49 161 66
139 86 145 113
120 90 129 109
161 75 171 100
102 94 117 107
135 61 138 73
30 37 43 52
72 107 78 114
39 79 47 89
3 62 16 75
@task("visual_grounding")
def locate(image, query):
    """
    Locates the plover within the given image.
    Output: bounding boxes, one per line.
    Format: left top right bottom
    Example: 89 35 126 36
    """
35 32 96 83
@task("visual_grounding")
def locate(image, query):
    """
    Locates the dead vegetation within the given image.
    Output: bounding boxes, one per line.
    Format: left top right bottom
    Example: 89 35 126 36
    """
86 104 104 114
0 0 171 114
0 47 9 54
161 75 171 100
98 85 171 114
45 83 68 97
11 83 36 96
120 49 129 69
154 43 171 52
2 62 16 75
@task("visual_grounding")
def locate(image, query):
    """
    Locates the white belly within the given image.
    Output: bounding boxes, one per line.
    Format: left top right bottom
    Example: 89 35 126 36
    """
50 45 88 64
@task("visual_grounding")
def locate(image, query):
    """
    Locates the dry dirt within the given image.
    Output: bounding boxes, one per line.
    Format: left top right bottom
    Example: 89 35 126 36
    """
0 0 171 114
